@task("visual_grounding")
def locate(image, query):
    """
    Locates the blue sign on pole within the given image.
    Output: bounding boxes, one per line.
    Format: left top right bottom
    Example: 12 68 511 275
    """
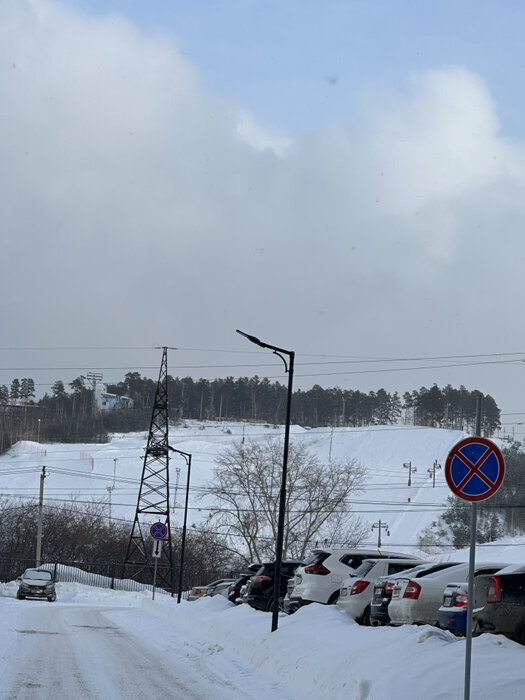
445 437 505 502
150 522 168 540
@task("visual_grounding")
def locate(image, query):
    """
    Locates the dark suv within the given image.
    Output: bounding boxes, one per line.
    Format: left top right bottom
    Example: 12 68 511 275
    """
473 564 525 644
17 568 57 602
244 560 304 612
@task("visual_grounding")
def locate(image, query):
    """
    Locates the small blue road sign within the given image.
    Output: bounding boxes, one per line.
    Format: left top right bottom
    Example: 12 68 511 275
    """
445 437 505 502
150 521 168 540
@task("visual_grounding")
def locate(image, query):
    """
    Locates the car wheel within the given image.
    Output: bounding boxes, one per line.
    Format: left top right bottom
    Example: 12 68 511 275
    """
266 598 284 613
361 606 371 626
327 592 339 605
17 592 24 600
47 594 56 602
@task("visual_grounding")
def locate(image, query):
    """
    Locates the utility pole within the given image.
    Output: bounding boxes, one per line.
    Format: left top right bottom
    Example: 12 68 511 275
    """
87 371 103 414
403 461 417 486
372 519 388 548
107 485 113 523
36 466 47 567
427 459 441 488
106 457 117 524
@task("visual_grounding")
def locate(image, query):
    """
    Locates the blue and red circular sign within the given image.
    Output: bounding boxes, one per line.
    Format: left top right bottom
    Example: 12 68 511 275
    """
445 437 505 502
150 522 168 540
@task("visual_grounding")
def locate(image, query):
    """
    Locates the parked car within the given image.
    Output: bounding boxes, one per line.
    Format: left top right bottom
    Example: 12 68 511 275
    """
244 560 304 612
205 579 236 598
472 564 525 644
228 565 261 605
389 562 503 626
370 562 459 626
337 557 425 625
238 583 248 604
188 578 235 602
438 581 473 635
284 548 420 614
17 568 56 602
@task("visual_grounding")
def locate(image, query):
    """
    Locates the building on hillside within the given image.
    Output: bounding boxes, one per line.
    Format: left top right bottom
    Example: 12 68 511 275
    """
94 384 133 412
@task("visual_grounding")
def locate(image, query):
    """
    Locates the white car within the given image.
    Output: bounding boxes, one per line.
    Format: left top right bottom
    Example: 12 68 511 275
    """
337 557 425 625
187 578 235 601
205 579 236 598
284 548 420 613
388 562 504 626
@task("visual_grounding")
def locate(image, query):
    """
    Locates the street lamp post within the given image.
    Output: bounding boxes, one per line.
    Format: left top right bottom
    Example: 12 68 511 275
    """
169 448 192 604
372 519 388 548
237 330 295 633
427 460 441 488
403 461 417 487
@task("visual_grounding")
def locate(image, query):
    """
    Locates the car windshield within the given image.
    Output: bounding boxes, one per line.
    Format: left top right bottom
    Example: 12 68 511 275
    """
302 552 329 567
24 570 52 580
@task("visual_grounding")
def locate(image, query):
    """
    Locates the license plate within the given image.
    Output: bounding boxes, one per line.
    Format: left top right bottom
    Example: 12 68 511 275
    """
374 587 383 596
443 596 452 607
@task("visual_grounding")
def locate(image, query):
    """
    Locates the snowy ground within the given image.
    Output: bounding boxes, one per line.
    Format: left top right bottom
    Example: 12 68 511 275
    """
1 580 524 700
2 422 524 697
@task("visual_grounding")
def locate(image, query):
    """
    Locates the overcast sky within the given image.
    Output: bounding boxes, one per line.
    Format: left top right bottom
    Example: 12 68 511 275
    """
3 0 525 435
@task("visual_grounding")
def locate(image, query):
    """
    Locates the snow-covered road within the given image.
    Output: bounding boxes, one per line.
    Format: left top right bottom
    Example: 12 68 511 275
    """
2 579 525 700
1 596 293 700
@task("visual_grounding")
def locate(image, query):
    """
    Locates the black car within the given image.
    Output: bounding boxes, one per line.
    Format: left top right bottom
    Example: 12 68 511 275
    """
473 564 525 644
244 560 304 612
228 564 261 605
17 568 57 602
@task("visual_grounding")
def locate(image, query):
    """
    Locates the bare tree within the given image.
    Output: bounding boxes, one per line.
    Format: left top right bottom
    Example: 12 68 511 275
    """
203 439 366 562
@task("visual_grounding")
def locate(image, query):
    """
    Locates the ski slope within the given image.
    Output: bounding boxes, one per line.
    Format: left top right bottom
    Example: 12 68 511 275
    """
0 421 487 551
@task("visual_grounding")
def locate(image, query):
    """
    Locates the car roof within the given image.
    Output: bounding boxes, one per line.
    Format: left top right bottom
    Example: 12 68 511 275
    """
258 560 304 568
24 568 52 574
361 557 425 565
487 562 525 576
311 548 418 558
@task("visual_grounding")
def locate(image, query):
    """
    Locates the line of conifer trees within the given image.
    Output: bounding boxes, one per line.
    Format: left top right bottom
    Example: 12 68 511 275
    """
0 373 501 454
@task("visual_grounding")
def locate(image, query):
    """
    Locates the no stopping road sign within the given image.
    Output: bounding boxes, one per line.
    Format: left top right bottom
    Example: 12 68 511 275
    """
150 522 168 540
445 437 505 502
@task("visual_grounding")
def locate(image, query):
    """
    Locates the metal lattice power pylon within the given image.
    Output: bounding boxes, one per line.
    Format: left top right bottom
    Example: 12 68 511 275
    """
123 347 174 591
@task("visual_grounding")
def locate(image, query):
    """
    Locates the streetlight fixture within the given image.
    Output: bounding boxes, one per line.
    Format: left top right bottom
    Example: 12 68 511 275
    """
372 519 389 548
236 329 295 633
403 461 417 487
169 447 192 604
427 459 441 488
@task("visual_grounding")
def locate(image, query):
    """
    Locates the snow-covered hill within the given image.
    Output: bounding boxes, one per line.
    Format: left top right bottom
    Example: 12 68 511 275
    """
0 420 501 553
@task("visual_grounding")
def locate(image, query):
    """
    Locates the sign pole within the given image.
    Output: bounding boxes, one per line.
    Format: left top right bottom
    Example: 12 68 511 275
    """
152 554 158 601
149 522 167 601
445 400 504 700
464 393 483 700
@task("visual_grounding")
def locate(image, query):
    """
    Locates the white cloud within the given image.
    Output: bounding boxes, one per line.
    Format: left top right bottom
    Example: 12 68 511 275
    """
2 1 525 411
236 110 291 156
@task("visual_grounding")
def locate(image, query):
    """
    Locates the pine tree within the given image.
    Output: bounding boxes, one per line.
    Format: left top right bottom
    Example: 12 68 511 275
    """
10 379 20 403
